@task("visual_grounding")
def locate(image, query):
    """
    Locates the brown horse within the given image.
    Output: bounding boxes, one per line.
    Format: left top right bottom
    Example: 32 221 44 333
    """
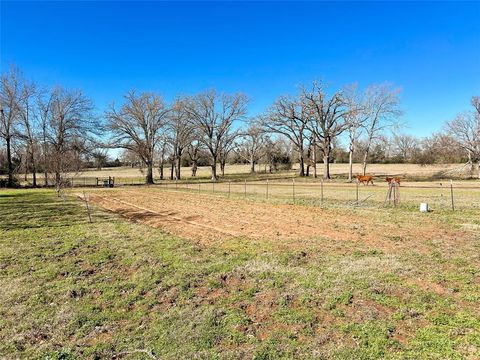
385 177 401 186
356 175 374 185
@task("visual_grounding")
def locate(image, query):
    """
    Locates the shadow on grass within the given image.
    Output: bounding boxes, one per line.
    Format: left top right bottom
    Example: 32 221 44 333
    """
0 191 113 230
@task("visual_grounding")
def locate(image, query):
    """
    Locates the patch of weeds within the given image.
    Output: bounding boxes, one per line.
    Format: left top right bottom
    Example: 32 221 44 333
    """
353 249 384 258
338 321 399 359
325 290 354 310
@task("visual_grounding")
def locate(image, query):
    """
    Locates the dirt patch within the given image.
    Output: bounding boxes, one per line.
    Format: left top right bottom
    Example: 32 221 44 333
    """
86 188 472 254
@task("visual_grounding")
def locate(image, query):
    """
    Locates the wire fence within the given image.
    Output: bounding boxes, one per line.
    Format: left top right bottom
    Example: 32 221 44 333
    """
102 179 480 210
62 175 480 212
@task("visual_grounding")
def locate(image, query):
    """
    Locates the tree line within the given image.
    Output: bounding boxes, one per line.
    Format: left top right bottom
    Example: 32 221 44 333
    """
1 65 479 188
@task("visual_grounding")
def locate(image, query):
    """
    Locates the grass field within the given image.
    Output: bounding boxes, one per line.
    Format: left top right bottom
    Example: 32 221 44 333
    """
12 163 480 186
77 163 478 180
1 187 479 359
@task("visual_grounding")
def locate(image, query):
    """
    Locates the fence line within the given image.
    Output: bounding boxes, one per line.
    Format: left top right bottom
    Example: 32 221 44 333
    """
17 175 477 211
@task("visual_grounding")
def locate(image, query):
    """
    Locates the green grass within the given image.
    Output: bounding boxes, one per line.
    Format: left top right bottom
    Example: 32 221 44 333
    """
0 189 479 359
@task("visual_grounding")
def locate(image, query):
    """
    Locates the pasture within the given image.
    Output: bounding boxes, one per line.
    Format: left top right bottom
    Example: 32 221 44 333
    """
1 178 479 358
13 163 480 186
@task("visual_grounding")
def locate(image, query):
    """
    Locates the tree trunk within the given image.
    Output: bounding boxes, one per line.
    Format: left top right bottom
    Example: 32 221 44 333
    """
250 154 255 173
175 156 181 180
170 161 174 180
24 155 28 181
146 161 154 184
348 146 354 182
159 162 164 180
32 160 37 187
191 161 197 177
323 152 330 179
362 150 369 176
323 137 332 179
467 151 474 175
6 136 14 187
55 171 61 191
298 154 305 176
211 162 217 181
220 160 226 177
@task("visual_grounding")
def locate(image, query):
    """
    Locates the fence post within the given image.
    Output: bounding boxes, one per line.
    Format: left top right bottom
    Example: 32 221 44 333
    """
244 179 247 199
266 179 269 199
292 178 295 204
450 180 455 211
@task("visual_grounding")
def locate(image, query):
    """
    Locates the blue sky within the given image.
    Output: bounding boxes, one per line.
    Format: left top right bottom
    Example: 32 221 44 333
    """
1 1 479 137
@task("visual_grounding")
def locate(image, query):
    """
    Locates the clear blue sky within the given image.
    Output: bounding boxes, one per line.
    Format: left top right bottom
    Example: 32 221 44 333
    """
1 1 479 137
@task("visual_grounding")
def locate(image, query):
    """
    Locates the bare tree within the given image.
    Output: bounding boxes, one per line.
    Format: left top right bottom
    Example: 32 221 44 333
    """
91 149 109 170
218 129 240 177
234 124 266 173
392 134 420 162
343 84 369 181
361 83 402 175
157 135 170 180
18 81 39 186
0 66 23 187
168 99 194 180
186 139 202 177
302 82 350 179
446 96 480 177
105 91 170 184
184 90 248 180
43 87 96 190
37 91 53 185
262 94 309 176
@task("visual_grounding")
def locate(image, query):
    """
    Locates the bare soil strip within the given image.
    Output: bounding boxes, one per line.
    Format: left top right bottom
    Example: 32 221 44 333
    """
86 189 473 255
